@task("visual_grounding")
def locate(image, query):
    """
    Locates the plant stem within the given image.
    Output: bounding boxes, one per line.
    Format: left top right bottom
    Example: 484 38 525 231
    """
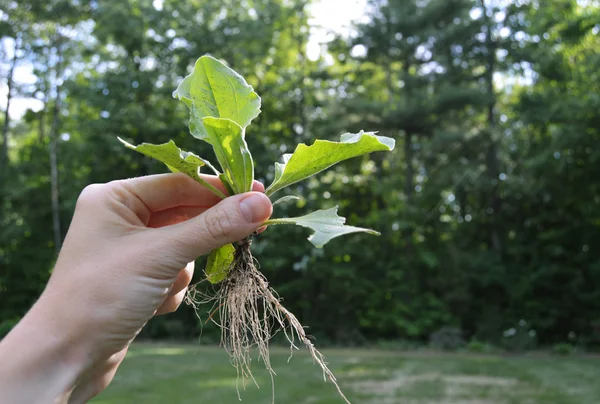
262 218 295 226
195 177 228 199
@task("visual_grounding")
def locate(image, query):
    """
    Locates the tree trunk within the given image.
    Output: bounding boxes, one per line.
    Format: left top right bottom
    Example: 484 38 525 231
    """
0 38 20 229
402 55 414 250
1 40 19 176
49 41 63 253
38 76 49 144
295 5 311 324
483 2 503 255
295 12 308 143
403 130 414 248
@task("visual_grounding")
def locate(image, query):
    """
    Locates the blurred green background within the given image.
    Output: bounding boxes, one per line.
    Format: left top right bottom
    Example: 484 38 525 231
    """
1 0 599 402
90 343 600 403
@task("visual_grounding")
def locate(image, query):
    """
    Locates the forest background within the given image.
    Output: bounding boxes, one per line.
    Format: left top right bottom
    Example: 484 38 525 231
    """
1 0 599 352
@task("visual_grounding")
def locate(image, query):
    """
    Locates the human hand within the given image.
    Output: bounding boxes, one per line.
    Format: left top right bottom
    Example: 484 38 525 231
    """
0 173 272 403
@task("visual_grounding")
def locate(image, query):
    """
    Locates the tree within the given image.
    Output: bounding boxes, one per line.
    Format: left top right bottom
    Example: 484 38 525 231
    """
1 0 600 348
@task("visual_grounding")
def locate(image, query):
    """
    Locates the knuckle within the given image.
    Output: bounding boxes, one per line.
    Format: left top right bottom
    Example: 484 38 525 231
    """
204 206 234 240
76 183 106 208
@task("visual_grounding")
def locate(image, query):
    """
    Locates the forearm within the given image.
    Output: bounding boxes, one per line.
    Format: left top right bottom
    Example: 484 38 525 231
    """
0 295 92 404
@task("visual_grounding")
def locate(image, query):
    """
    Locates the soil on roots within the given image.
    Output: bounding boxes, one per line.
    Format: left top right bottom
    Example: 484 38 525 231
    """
186 236 350 403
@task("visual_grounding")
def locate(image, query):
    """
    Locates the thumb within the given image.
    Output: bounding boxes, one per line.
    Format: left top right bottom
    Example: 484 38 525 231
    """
163 192 272 262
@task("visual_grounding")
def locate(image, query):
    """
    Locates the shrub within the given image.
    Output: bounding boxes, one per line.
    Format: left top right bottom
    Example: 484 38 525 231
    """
501 319 537 352
552 343 576 356
429 326 465 350
466 338 498 353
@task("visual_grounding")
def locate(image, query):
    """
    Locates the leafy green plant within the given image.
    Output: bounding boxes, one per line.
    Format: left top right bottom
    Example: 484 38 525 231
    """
552 343 576 356
501 320 537 352
466 338 499 354
429 326 465 351
120 55 394 403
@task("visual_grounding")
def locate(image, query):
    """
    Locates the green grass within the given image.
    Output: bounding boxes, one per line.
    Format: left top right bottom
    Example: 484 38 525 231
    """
92 343 600 404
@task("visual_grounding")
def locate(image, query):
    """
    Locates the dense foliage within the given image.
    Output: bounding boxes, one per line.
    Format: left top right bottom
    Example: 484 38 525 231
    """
1 0 599 349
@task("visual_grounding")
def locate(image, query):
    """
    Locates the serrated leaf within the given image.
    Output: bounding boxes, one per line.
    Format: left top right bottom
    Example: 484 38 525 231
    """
173 55 261 138
119 138 206 175
203 117 254 194
265 206 380 248
266 130 395 196
205 244 235 284
118 137 227 199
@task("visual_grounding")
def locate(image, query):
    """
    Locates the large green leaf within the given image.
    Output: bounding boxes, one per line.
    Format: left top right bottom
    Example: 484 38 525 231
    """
203 117 254 194
173 55 261 138
118 138 227 199
264 207 380 248
265 131 395 196
205 244 235 284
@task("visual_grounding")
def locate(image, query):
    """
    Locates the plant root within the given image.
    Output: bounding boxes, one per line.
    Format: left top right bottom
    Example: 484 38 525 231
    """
186 237 350 403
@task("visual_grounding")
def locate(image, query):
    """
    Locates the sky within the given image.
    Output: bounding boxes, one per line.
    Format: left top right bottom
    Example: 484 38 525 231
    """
3 0 597 120
0 0 368 120
307 0 368 60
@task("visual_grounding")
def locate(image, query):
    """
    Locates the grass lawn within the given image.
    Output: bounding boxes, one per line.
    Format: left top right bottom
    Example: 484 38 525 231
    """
92 343 600 404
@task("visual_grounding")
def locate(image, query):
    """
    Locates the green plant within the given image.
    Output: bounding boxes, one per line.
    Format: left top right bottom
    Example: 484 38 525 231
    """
120 55 394 402
374 339 422 351
552 343 576 356
501 320 537 352
429 326 465 351
466 338 498 354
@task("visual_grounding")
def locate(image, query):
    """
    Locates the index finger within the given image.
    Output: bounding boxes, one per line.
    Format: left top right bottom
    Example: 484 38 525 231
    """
116 173 265 213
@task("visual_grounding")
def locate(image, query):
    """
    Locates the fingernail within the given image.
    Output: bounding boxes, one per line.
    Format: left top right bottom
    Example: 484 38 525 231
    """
239 193 271 223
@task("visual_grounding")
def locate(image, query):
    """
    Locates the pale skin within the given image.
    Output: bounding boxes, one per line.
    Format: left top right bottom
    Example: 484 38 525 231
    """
0 173 273 404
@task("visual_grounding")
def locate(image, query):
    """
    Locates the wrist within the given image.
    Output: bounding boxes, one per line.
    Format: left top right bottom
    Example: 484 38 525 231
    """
0 295 93 403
